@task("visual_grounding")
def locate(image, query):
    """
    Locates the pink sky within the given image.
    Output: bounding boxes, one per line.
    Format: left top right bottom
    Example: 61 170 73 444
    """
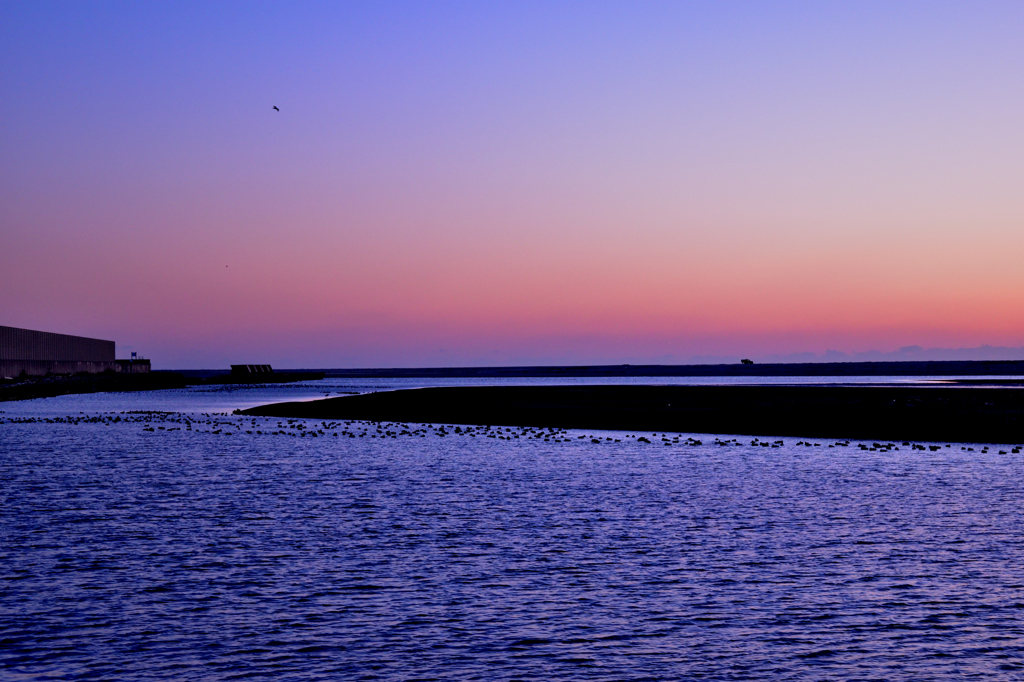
4 3 1024 368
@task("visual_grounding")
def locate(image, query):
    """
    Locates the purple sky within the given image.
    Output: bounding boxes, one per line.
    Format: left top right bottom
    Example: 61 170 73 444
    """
4 2 1024 368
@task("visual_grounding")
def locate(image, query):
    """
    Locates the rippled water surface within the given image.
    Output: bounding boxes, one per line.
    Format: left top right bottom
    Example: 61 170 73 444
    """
3 383 1024 680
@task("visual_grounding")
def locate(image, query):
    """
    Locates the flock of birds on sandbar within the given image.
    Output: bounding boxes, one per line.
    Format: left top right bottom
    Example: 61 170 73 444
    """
1 411 1021 454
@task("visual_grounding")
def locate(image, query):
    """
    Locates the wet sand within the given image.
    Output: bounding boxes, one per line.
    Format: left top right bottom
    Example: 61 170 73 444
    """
240 384 1024 443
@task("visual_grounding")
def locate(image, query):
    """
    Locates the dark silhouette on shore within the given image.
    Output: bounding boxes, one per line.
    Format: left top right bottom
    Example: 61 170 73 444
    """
0 372 187 402
0 369 324 402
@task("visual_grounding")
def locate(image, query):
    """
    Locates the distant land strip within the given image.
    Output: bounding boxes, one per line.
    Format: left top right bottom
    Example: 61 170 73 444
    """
292 359 1024 378
240 385 1024 444
0 371 324 402
0 373 188 402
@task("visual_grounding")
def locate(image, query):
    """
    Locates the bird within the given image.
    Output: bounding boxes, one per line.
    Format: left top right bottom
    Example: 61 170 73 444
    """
273 106 279 111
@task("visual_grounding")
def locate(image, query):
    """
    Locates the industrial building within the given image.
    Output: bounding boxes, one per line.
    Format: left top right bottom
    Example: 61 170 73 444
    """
0 325 149 378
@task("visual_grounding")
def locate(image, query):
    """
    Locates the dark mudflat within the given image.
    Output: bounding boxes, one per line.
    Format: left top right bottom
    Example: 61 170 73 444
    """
241 384 1024 443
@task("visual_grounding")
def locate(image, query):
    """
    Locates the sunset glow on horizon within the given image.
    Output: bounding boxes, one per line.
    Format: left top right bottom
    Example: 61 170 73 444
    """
4 2 1024 368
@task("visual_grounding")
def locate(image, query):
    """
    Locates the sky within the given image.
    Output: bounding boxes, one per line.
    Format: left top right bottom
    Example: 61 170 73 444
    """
3 1 1024 368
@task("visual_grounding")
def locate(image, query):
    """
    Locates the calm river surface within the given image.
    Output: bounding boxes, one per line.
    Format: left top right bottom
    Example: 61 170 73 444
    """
3 379 1024 680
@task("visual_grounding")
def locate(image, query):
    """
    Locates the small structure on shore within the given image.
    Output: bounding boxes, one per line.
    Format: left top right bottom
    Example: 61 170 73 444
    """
221 364 323 384
0 325 149 378
231 364 274 376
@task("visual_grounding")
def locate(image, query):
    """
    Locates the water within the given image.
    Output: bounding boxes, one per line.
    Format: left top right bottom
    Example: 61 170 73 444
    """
3 382 1024 680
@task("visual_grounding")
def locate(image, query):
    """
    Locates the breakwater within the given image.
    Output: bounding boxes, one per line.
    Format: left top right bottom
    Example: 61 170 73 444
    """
0 372 186 402
241 384 1024 443
0 370 323 402
317 359 1024 378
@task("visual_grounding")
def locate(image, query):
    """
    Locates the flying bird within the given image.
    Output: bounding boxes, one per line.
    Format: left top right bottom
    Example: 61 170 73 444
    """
273 106 279 111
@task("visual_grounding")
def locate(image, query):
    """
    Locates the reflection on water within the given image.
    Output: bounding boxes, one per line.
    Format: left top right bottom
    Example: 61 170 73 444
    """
2 383 1024 680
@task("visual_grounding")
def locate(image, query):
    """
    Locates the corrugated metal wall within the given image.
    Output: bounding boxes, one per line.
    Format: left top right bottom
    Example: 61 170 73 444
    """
0 325 115 362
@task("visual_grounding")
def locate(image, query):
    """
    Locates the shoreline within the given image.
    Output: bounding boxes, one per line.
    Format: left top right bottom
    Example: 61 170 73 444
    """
0 371 323 403
240 384 1024 444
0 373 188 402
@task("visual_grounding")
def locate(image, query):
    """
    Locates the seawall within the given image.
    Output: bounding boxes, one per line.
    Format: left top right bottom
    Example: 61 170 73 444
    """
1 359 150 379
